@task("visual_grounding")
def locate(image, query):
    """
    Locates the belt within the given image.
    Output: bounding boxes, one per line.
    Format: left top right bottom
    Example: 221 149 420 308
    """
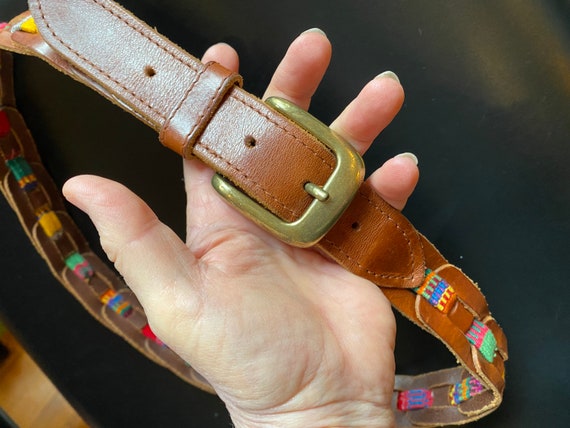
0 1 507 426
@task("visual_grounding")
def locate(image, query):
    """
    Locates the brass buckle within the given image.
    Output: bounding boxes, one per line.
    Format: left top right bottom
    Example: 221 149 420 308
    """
211 97 365 247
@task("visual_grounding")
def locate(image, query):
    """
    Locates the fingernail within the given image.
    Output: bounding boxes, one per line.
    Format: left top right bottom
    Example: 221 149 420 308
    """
375 70 400 84
301 28 327 37
396 152 418 165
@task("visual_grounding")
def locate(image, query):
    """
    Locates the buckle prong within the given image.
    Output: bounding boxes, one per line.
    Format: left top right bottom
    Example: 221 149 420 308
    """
211 97 365 247
304 182 329 202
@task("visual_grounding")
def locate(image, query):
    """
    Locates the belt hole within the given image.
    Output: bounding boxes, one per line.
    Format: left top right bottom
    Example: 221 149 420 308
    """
144 66 156 77
351 222 361 231
244 135 256 148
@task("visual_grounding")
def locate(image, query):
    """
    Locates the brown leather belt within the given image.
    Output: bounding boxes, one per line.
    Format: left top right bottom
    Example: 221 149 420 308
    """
0 1 507 426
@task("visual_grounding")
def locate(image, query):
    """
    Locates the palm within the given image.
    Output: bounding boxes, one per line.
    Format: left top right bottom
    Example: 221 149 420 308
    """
162 170 397 416
63 30 418 426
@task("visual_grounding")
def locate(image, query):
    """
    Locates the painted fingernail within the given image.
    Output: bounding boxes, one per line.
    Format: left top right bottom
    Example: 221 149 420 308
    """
376 70 400 84
396 152 419 165
301 28 327 37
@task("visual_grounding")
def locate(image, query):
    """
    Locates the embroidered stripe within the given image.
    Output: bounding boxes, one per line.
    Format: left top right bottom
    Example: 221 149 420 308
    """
466 320 497 362
36 208 63 238
415 269 457 314
141 323 164 345
450 376 484 405
0 110 10 136
37 210 62 237
397 388 434 411
6 155 32 179
65 252 94 280
13 16 38 34
5 156 38 191
100 289 133 317
18 175 38 191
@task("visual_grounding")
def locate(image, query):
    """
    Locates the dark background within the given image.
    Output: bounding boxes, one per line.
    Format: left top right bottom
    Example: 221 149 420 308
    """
1 0 569 426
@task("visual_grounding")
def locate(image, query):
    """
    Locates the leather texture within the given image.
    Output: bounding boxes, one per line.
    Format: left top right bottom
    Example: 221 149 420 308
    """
0 49 215 393
0 1 510 426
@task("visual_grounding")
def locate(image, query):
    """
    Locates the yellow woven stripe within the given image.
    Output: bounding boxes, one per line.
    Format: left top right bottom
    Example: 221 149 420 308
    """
38 210 63 238
20 17 38 34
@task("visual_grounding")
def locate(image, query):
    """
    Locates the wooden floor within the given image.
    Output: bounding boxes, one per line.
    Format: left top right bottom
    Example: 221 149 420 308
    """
0 330 88 428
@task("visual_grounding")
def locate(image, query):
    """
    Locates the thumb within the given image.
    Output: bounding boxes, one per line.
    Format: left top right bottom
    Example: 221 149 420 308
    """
62 175 200 315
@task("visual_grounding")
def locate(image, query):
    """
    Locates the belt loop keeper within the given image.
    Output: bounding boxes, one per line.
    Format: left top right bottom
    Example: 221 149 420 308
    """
159 61 243 158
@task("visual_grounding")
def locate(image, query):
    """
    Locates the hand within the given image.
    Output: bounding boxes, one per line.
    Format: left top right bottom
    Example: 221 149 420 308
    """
63 29 419 428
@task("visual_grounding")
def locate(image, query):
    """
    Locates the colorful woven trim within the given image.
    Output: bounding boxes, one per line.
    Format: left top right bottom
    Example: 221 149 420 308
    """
5 155 38 191
141 323 164 345
12 16 38 34
36 206 64 238
5 153 68 239
415 269 457 314
450 376 484 405
466 320 497 363
1 108 164 349
100 289 133 318
0 110 10 136
397 388 434 411
65 252 95 280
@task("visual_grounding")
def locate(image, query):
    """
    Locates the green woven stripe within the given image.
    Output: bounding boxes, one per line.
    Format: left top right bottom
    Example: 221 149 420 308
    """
479 331 498 362
6 156 33 180
65 252 86 270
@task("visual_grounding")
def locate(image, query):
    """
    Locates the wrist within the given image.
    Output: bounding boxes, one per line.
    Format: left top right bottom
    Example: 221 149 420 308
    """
227 401 395 428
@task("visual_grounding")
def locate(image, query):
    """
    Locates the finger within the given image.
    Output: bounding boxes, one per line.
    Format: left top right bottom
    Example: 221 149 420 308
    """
367 153 419 211
330 71 404 155
263 28 332 110
201 42 239 72
62 175 199 310
181 44 241 232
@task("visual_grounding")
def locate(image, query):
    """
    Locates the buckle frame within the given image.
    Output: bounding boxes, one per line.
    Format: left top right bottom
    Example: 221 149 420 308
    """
211 97 365 247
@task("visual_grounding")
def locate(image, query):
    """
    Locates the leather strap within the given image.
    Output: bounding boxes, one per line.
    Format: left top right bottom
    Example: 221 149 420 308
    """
0 1 507 426
0 49 215 393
